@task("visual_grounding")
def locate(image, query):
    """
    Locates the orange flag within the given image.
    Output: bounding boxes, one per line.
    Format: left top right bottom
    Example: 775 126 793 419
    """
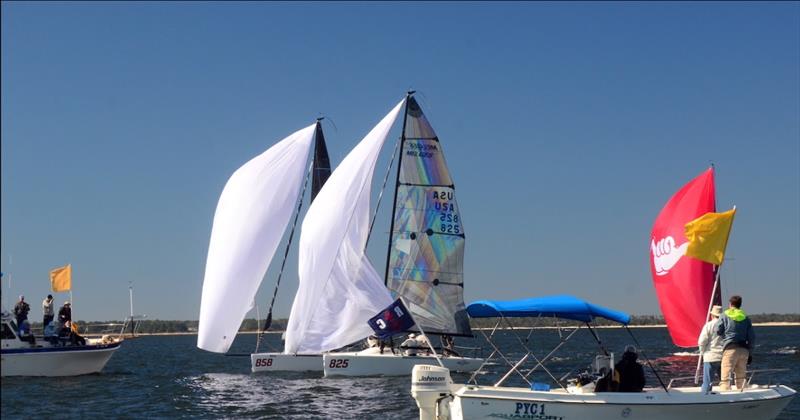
50 264 72 292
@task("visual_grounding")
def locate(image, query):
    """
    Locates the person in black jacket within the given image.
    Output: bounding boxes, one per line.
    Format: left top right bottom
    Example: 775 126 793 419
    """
58 301 72 325
614 345 646 392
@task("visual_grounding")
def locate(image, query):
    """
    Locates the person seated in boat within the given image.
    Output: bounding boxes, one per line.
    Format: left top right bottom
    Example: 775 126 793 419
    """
57 321 72 346
416 334 433 354
366 335 389 354
441 335 460 357
57 320 84 346
593 366 617 392
58 301 72 325
17 319 36 344
401 333 430 356
401 333 419 356
44 320 59 345
68 321 86 346
614 345 645 392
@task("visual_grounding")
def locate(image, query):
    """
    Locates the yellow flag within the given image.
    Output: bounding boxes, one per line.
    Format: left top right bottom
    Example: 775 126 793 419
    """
50 264 72 292
684 208 737 265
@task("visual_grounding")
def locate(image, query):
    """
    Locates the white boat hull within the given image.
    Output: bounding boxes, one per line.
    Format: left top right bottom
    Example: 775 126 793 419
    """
323 349 483 377
1 342 121 377
447 384 797 420
250 352 323 373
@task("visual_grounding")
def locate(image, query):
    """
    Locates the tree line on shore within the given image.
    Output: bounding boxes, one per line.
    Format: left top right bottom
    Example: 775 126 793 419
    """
26 313 800 334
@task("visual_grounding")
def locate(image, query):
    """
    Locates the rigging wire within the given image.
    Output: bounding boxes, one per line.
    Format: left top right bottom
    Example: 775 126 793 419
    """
257 159 314 347
365 136 401 249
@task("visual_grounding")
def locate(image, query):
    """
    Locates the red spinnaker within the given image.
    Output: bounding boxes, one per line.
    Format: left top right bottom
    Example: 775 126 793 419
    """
650 168 716 347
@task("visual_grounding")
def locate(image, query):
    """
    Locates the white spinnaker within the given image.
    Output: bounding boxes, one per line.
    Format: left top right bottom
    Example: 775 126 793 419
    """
198 124 316 353
284 99 405 354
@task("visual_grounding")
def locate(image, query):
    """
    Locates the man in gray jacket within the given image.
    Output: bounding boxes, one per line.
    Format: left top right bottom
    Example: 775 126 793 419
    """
716 295 755 390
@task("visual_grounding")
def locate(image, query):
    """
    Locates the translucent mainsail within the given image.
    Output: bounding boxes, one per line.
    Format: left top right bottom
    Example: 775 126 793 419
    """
198 124 316 353
387 97 472 336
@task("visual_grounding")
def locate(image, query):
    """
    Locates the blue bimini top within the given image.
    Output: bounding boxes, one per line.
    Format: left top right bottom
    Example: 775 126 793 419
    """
466 295 631 325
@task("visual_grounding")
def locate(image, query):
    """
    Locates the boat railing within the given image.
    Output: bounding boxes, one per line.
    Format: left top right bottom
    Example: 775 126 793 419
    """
666 368 791 390
453 344 483 360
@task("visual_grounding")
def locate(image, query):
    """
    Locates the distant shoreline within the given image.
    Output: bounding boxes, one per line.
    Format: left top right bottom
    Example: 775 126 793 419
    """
118 322 800 337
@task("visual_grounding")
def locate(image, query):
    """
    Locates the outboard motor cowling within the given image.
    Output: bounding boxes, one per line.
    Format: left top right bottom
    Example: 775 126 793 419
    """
411 364 453 420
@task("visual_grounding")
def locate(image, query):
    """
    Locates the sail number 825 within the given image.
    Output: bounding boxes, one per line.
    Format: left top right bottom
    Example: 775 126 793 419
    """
329 359 349 368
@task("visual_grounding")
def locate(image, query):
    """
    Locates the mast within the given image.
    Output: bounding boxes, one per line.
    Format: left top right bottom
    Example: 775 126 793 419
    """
260 120 326 333
129 282 134 319
383 91 414 285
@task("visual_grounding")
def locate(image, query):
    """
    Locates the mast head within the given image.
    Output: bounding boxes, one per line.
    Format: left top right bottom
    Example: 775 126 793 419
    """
407 90 416 97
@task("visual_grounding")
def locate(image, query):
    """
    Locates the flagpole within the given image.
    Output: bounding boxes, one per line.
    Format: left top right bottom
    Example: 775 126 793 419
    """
693 205 736 384
694 270 720 384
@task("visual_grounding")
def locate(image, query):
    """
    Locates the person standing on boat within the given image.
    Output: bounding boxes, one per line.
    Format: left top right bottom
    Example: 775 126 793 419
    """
42 294 55 328
58 301 72 325
614 345 645 392
13 295 30 331
716 295 755 391
698 305 725 394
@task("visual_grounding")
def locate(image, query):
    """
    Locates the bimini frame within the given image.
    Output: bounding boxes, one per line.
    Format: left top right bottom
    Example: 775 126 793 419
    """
465 295 669 392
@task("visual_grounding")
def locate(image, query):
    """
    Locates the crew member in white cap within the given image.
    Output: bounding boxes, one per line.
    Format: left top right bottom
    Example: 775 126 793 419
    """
58 301 72 325
698 305 724 393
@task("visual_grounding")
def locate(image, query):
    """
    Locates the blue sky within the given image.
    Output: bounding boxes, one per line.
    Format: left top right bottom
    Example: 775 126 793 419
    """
2 2 798 321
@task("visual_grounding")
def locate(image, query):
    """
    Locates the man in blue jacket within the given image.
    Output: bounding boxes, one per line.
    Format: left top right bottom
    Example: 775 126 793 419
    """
716 295 755 391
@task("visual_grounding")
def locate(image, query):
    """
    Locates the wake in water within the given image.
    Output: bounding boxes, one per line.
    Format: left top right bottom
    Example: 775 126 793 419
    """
770 346 798 355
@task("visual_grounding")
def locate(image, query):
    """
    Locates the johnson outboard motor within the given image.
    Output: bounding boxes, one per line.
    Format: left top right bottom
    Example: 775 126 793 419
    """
411 364 453 420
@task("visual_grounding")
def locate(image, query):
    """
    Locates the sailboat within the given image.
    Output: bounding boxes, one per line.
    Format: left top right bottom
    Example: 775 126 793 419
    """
407 167 796 419
197 120 331 372
284 92 482 377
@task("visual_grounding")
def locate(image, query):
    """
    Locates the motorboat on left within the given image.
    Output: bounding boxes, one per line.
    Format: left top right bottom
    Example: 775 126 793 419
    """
1 309 121 377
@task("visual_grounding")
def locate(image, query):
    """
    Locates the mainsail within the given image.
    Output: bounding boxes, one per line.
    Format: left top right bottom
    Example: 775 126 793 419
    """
284 99 405 354
311 120 332 201
385 96 472 336
198 124 317 353
650 167 717 347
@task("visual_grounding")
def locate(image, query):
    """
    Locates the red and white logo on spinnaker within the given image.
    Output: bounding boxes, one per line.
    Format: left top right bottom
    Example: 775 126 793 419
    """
651 236 688 276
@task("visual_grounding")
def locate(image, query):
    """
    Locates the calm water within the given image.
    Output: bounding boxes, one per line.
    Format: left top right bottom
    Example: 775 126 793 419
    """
2 326 798 419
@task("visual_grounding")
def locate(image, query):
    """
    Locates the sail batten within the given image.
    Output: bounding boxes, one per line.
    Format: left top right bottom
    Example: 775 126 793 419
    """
198 124 317 353
386 96 472 337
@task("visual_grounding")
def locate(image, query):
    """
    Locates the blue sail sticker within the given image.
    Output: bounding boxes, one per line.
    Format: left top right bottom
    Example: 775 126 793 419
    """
367 298 415 339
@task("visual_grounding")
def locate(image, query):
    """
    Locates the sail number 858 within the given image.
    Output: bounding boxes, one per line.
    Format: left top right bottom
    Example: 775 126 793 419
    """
254 358 273 367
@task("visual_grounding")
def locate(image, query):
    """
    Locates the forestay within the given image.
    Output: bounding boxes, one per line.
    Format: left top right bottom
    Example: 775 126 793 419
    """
198 124 317 353
386 96 472 336
284 99 406 354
